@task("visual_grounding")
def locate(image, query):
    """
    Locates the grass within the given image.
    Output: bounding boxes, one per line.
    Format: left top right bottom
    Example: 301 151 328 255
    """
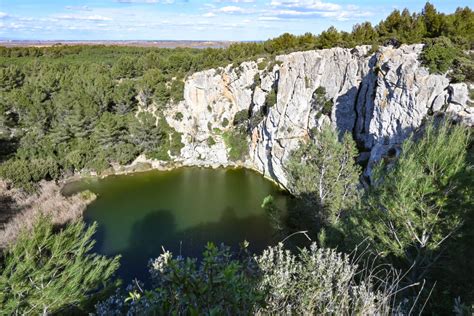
0 180 93 248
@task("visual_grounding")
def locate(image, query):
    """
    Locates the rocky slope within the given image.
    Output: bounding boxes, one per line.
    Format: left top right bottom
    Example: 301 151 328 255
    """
151 44 472 188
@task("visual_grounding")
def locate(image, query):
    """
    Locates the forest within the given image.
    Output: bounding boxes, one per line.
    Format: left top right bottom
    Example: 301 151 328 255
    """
0 2 473 315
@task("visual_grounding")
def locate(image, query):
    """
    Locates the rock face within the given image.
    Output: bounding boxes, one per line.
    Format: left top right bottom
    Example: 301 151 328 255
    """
162 44 473 187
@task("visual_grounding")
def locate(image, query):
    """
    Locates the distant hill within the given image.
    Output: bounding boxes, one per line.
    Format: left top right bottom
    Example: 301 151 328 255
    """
0 40 235 49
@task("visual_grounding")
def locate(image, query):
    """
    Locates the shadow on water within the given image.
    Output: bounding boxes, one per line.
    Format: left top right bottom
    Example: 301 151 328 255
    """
94 207 276 284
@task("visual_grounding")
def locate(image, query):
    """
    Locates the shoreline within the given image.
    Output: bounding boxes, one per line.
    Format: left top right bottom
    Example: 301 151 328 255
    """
1 155 287 248
60 155 288 192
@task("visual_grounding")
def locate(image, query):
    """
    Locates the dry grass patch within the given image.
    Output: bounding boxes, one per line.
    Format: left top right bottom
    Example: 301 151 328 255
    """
0 180 95 248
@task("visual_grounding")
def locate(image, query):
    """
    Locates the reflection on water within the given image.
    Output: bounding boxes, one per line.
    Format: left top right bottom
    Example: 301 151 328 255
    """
64 167 287 282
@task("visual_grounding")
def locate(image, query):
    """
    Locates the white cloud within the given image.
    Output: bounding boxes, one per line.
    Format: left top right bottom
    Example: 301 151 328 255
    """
116 0 175 3
55 14 113 21
0 12 9 19
215 0 255 3
214 5 254 14
270 0 341 11
65 6 92 11
258 16 281 21
265 0 372 21
203 12 217 17
217 6 245 13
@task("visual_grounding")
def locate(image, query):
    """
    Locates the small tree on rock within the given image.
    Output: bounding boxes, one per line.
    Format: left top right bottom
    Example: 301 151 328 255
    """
286 124 360 225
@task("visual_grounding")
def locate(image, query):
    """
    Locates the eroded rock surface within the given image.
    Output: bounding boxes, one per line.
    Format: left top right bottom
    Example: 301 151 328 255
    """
160 44 472 187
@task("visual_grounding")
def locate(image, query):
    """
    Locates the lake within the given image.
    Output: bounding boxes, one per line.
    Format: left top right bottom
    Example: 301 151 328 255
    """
63 167 287 282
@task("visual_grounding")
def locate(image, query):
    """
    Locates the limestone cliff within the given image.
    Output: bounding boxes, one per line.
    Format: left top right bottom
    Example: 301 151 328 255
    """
158 44 473 187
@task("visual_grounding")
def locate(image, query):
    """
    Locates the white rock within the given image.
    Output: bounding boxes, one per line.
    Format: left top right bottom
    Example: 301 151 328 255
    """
448 83 468 106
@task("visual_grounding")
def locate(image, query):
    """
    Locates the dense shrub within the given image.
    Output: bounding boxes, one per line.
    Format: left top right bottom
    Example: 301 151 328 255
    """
256 243 399 314
343 119 472 312
222 128 249 161
222 117 229 127
0 217 120 315
96 242 403 315
233 109 249 126
0 65 24 92
207 136 216 146
313 86 333 116
420 37 462 74
265 89 277 108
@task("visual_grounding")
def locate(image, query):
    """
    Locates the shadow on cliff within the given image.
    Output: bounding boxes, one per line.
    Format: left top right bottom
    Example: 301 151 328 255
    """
333 53 378 143
97 207 276 284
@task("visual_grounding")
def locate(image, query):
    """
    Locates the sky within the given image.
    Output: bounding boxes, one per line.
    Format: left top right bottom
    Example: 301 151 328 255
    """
0 0 471 41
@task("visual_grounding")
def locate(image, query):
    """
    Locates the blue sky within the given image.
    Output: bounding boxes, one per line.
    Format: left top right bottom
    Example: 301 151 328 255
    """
0 0 471 41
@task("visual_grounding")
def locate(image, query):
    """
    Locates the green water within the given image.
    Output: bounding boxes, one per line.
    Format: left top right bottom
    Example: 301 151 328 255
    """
63 167 287 282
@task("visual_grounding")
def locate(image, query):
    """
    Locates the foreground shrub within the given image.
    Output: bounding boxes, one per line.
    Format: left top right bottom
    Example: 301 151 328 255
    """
96 242 404 315
0 217 120 315
96 243 261 315
256 243 399 315
346 118 472 304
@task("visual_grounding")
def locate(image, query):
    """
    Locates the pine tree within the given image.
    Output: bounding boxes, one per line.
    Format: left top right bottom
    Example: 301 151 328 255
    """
286 124 361 225
349 120 471 284
113 80 137 115
0 217 120 315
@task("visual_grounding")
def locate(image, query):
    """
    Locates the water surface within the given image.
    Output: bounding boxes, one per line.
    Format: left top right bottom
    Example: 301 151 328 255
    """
64 167 287 282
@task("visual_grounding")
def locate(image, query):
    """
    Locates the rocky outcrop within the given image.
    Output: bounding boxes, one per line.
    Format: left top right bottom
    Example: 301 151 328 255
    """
159 44 472 187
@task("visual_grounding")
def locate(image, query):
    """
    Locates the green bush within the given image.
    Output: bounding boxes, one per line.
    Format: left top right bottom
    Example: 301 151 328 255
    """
253 72 261 86
345 120 472 307
169 132 184 156
222 128 249 161
111 56 137 79
222 118 229 127
170 79 185 102
449 52 474 83
87 152 110 174
286 125 360 225
0 65 24 92
256 243 398 314
173 112 184 121
313 86 333 116
420 37 462 74
233 109 249 126
0 217 120 315
111 143 139 165
0 157 60 191
207 136 216 146
265 89 277 107
96 242 402 314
